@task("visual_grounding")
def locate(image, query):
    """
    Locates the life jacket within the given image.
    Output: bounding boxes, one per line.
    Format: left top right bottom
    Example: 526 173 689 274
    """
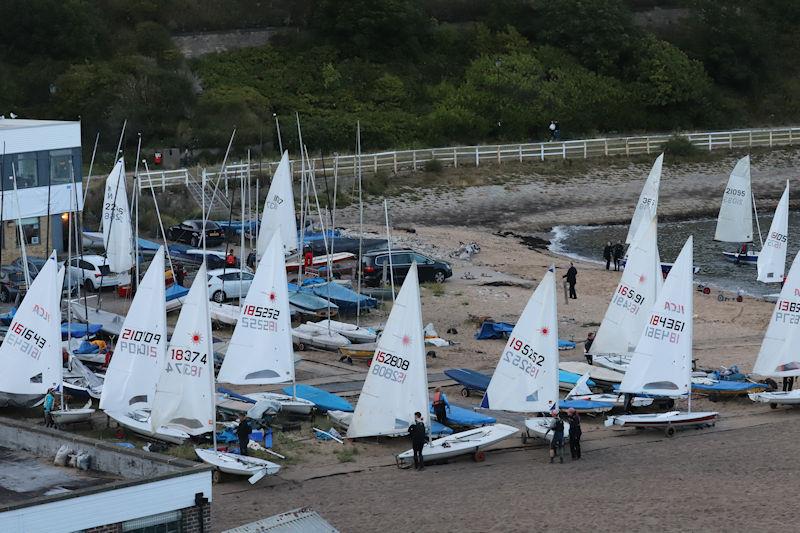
226 254 236 266
433 391 444 406
304 251 313 267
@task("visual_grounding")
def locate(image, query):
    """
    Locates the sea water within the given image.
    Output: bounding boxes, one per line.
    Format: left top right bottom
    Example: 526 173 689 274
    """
550 215 800 298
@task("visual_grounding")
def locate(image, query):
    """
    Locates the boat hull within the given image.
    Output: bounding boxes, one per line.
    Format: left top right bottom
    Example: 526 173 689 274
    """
605 410 718 431
591 354 631 374
749 390 800 405
51 408 95 425
305 320 376 343
722 251 758 264
524 417 571 442
107 410 190 444
245 392 314 415
396 424 518 465
568 393 653 408
195 448 280 477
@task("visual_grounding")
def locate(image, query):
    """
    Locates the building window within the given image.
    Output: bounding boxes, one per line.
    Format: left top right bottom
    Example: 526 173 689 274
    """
14 154 38 188
16 218 40 246
122 510 182 533
50 149 74 185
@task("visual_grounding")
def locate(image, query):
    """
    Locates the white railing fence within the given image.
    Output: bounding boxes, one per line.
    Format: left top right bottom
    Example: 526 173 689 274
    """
139 126 800 191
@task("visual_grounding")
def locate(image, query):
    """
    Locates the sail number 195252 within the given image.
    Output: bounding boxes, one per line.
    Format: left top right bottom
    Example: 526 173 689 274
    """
504 336 544 378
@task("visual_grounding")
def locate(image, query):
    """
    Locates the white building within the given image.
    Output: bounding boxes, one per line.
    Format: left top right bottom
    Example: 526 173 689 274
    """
0 118 84 258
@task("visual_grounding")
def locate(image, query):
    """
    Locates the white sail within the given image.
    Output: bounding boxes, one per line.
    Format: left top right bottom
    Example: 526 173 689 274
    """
620 236 693 397
567 373 593 397
102 158 134 273
218 232 294 384
257 151 297 255
753 250 800 377
0 253 63 395
480 268 559 413
714 156 753 243
100 248 167 411
151 263 214 435
591 218 663 357
757 181 789 283
348 263 430 438
625 153 662 244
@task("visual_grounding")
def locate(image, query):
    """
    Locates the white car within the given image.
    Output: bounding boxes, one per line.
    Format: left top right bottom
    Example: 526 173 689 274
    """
207 268 254 303
66 255 123 292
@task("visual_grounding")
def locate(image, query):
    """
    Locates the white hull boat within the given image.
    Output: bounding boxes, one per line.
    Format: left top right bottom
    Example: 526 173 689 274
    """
559 361 624 384
604 410 718 436
396 424 518 466
591 354 631 374
523 417 571 443
195 448 280 482
568 393 653 408
749 390 800 407
245 392 314 415
722 250 758 264
210 302 239 326
328 410 352 430
70 300 125 336
107 409 190 444
292 324 350 351
51 401 95 425
304 320 376 343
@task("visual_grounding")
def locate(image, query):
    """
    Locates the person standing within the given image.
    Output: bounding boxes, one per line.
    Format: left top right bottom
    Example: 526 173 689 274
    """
432 387 451 425
584 332 595 365
236 414 252 456
783 376 794 392
43 387 55 428
612 241 625 271
408 412 427 471
548 120 557 141
226 248 236 267
563 263 578 299
603 242 613 270
548 409 564 464
567 408 582 460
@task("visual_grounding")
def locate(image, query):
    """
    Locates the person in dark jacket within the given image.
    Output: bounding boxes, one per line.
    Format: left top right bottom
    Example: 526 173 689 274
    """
247 249 256 270
612 241 625 271
584 332 595 365
563 263 578 299
603 242 613 270
408 412 427 470
548 409 564 464
236 415 252 456
567 407 582 460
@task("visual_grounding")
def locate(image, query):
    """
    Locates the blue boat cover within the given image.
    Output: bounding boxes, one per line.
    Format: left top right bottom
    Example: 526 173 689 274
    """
75 340 100 354
217 387 257 403
475 321 575 348
61 322 102 340
692 381 767 393
288 285 338 312
282 384 353 412
0 307 16 326
166 284 189 301
559 370 595 387
444 368 491 392
429 403 496 426
137 238 161 252
431 421 453 436
299 229 340 244
560 399 614 411
300 280 377 311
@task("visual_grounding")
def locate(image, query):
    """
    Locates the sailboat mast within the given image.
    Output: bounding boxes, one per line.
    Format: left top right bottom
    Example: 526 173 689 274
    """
82 132 99 206
384 200 396 301
296 114 307 285
133 134 142 287
752 193 764 248
356 123 364 326
239 152 247 308
142 161 175 276
10 167 30 289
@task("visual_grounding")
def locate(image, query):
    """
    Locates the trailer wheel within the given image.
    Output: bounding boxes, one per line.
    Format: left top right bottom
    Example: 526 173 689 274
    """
297 342 306 351
460 388 470 398
473 451 486 462
664 426 675 438
770 402 778 410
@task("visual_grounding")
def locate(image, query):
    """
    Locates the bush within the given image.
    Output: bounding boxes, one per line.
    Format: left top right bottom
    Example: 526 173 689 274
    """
663 135 699 157
424 158 444 173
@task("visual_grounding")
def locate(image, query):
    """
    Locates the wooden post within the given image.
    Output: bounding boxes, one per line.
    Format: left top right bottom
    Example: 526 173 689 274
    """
583 141 587 159
540 143 544 161
453 147 458 168
769 131 773 147
625 138 629 156
519 145 523 162
475 146 479 167
646 137 650 154
497 146 501 164
604 139 608 156
412 151 417 172
708 133 712 152
393 152 398 174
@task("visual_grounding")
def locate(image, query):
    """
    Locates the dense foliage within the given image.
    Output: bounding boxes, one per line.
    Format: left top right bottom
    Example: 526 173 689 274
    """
0 0 798 156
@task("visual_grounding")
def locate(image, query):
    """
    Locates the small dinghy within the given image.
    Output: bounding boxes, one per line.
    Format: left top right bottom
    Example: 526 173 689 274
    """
283 384 352 413
691 378 767 397
444 368 490 397
338 343 377 361
592 354 632 373
62 357 104 400
304 320 377 343
714 156 760 264
559 361 624 386
559 398 614 413
605 411 718 436
288 287 339 318
51 400 95 426
524 417 571 443
70 299 125 336
209 302 239 326
750 390 800 407
195 448 280 484
292 323 350 351
328 410 453 437
396 424 518 466
566 373 653 408
243 391 315 416
108 409 191 444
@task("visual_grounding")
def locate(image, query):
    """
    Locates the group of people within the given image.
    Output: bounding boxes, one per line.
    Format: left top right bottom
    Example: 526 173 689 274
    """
602 241 626 271
548 120 561 142
548 408 582 463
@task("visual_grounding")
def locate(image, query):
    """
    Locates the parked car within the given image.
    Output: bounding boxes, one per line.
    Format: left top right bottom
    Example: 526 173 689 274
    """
65 255 124 292
169 247 238 269
207 268 255 303
361 249 452 287
167 220 225 247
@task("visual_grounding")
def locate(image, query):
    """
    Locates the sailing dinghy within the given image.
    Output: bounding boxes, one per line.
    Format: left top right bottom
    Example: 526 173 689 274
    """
0 253 64 408
749 248 800 407
99 248 189 444
715 156 761 264
480 267 598 442
217 233 315 415
303 320 377 343
625 154 662 245
591 219 663 373
605 237 718 436
565 373 653 408
756 181 789 284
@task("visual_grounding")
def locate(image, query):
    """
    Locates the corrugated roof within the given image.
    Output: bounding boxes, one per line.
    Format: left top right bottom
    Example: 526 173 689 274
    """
222 507 339 533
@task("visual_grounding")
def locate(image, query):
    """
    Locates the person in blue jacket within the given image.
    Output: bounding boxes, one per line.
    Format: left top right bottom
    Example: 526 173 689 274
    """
43 387 56 428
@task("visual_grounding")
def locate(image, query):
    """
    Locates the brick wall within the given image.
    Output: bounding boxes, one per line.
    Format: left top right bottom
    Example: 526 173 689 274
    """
84 524 122 533
181 503 212 533
1 216 49 260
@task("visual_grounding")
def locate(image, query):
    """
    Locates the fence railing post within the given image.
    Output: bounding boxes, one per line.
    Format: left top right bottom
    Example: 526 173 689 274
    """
562 143 566 159
708 133 712 152
162 171 166 193
646 137 650 154
374 154 378 173
769 131 773 147
604 139 608 156
393 152 398 174
475 146 479 167
497 146 501 164
625 138 629 156
412 151 417 172
790 128 794 145
453 147 458 168
540 144 544 161
729 132 733 148
583 141 587 159
519 145 523 162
